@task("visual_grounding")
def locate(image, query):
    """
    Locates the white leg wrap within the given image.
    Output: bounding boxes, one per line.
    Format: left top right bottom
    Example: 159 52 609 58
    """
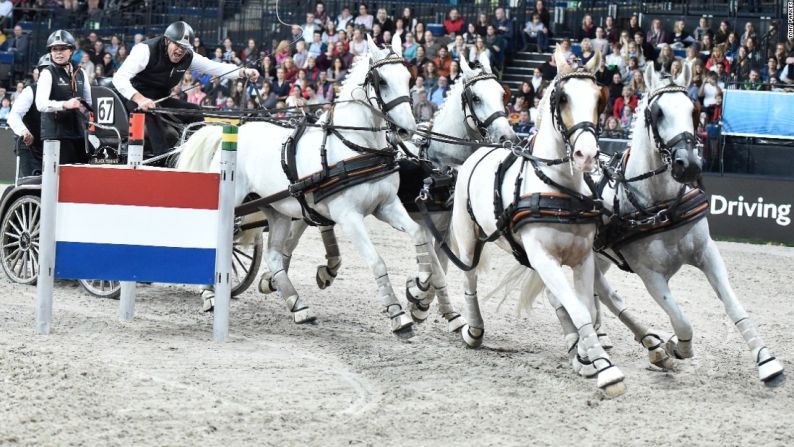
735 318 784 382
201 288 215 312
317 228 342 289
375 274 413 334
273 270 314 323
463 292 484 329
579 324 609 371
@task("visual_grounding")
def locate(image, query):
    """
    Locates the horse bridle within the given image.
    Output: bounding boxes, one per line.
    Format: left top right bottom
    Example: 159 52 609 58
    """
461 72 507 138
364 52 413 115
549 70 601 160
643 83 698 164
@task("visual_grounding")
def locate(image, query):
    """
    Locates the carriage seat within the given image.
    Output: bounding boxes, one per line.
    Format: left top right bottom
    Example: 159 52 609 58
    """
89 85 131 158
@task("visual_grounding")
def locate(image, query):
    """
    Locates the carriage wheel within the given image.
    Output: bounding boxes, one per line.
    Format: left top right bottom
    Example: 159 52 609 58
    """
231 231 264 296
1 195 41 285
79 279 121 299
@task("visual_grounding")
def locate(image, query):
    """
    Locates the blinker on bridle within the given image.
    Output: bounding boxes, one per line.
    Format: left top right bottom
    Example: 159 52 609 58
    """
461 72 506 138
643 84 697 163
550 70 601 159
364 51 413 114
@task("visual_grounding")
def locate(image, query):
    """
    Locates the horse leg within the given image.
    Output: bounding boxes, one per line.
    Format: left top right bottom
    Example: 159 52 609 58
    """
526 242 625 397
332 211 414 337
258 219 308 294
261 210 315 324
316 225 342 290
546 290 598 378
633 267 694 361
376 198 463 332
594 266 674 370
591 257 615 349
696 240 784 385
450 206 484 347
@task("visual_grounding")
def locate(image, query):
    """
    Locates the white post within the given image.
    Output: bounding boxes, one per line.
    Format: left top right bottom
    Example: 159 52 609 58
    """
119 113 145 321
35 140 60 335
213 125 237 342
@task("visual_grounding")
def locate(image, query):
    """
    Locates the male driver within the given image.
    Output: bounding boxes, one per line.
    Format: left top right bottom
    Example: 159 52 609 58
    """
113 21 259 154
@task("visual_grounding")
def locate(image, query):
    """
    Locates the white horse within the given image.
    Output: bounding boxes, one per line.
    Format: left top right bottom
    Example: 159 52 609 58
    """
178 34 447 337
541 64 784 385
257 53 517 332
398 53 517 322
450 47 628 396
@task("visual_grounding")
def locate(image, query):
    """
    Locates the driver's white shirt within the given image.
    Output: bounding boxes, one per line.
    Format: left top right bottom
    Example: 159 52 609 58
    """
7 86 33 136
113 42 243 101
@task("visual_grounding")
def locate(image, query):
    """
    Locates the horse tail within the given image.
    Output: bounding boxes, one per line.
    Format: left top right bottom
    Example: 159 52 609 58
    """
175 125 223 172
485 264 545 314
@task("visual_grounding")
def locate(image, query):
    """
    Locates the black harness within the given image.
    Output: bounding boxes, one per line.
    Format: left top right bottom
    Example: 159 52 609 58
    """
460 72 507 139
363 53 413 116
236 58 408 225
416 71 606 271
594 85 709 271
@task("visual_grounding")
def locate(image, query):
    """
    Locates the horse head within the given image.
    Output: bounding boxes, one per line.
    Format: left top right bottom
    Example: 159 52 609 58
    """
365 33 416 139
642 63 702 183
550 45 606 173
459 53 517 143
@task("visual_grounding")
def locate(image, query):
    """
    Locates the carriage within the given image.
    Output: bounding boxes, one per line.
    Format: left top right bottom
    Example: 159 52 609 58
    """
0 84 264 298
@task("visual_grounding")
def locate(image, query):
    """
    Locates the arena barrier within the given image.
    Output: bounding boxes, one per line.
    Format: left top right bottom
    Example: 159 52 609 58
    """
34 118 238 342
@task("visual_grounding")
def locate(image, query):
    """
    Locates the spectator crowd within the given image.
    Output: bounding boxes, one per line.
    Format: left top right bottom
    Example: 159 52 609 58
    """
1 0 793 147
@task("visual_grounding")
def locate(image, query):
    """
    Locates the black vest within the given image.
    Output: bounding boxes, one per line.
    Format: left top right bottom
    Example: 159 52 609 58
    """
129 36 193 99
22 85 42 149
41 63 86 140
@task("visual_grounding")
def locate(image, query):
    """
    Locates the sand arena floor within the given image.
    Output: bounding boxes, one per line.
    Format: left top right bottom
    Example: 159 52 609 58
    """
2 219 793 446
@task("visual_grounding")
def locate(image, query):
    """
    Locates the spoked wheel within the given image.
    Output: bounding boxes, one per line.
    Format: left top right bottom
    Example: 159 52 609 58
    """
1 195 41 284
79 279 121 299
231 231 264 296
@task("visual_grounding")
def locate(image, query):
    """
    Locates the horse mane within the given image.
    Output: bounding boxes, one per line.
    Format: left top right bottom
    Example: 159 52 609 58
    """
337 53 372 101
430 70 475 122
534 79 555 130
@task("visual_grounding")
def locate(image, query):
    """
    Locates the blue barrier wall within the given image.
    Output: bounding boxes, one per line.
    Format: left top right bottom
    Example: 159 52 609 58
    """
722 90 794 140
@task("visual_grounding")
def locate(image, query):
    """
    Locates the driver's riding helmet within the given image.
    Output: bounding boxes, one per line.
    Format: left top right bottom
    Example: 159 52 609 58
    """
37 54 52 69
164 21 194 49
46 30 76 49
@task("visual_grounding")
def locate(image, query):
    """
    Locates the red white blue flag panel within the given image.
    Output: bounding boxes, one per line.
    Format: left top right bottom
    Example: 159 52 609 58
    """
54 165 220 284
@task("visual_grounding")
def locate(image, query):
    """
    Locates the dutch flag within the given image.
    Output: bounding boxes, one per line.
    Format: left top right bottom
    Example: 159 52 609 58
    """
54 165 220 285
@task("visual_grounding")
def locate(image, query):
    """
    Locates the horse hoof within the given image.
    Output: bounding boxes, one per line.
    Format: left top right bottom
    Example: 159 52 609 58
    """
461 324 484 348
258 272 276 295
391 312 415 334
393 324 416 339
315 265 336 290
601 380 627 398
598 332 614 350
292 308 317 324
763 371 786 388
665 336 693 360
573 356 599 379
597 366 626 395
648 347 674 370
410 302 430 323
201 290 215 312
446 314 466 333
759 358 785 386
405 277 433 305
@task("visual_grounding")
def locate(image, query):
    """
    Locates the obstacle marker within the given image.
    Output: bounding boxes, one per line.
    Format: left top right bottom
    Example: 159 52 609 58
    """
120 112 145 321
34 127 237 341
